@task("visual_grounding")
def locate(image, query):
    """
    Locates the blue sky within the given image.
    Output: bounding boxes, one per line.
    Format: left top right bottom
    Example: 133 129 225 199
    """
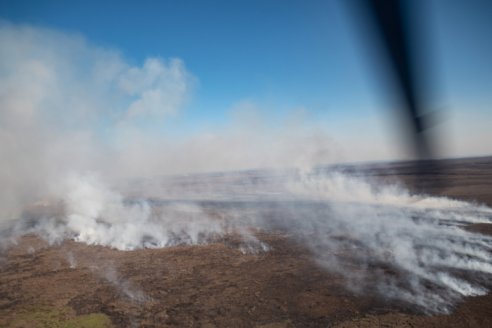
1 0 491 160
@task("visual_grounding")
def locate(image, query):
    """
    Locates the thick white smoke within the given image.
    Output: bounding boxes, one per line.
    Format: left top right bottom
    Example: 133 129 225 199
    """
18 173 233 250
1 22 492 315
0 22 338 222
6 168 492 314
0 22 193 221
284 171 492 313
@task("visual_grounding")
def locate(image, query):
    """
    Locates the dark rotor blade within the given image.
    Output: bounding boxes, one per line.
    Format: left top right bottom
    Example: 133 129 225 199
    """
364 0 430 158
354 0 446 193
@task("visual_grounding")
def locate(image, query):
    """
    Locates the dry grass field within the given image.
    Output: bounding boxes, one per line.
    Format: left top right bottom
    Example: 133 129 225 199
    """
1 156 492 327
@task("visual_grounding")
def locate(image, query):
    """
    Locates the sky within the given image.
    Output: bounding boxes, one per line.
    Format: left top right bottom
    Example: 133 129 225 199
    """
0 0 491 165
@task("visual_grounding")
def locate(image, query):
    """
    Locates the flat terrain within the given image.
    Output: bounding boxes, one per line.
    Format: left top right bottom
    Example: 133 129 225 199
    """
1 156 492 327
351 156 492 205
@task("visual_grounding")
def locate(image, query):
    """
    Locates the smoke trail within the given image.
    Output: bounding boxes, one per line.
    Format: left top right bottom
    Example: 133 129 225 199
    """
91 262 148 303
305 202 491 313
280 171 492 313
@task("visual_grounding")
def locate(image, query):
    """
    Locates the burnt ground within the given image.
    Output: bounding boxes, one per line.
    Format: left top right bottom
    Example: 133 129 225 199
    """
1 156 492 327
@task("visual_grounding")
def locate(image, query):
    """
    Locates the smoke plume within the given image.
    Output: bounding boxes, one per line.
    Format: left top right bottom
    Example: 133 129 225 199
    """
1 22 492 315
